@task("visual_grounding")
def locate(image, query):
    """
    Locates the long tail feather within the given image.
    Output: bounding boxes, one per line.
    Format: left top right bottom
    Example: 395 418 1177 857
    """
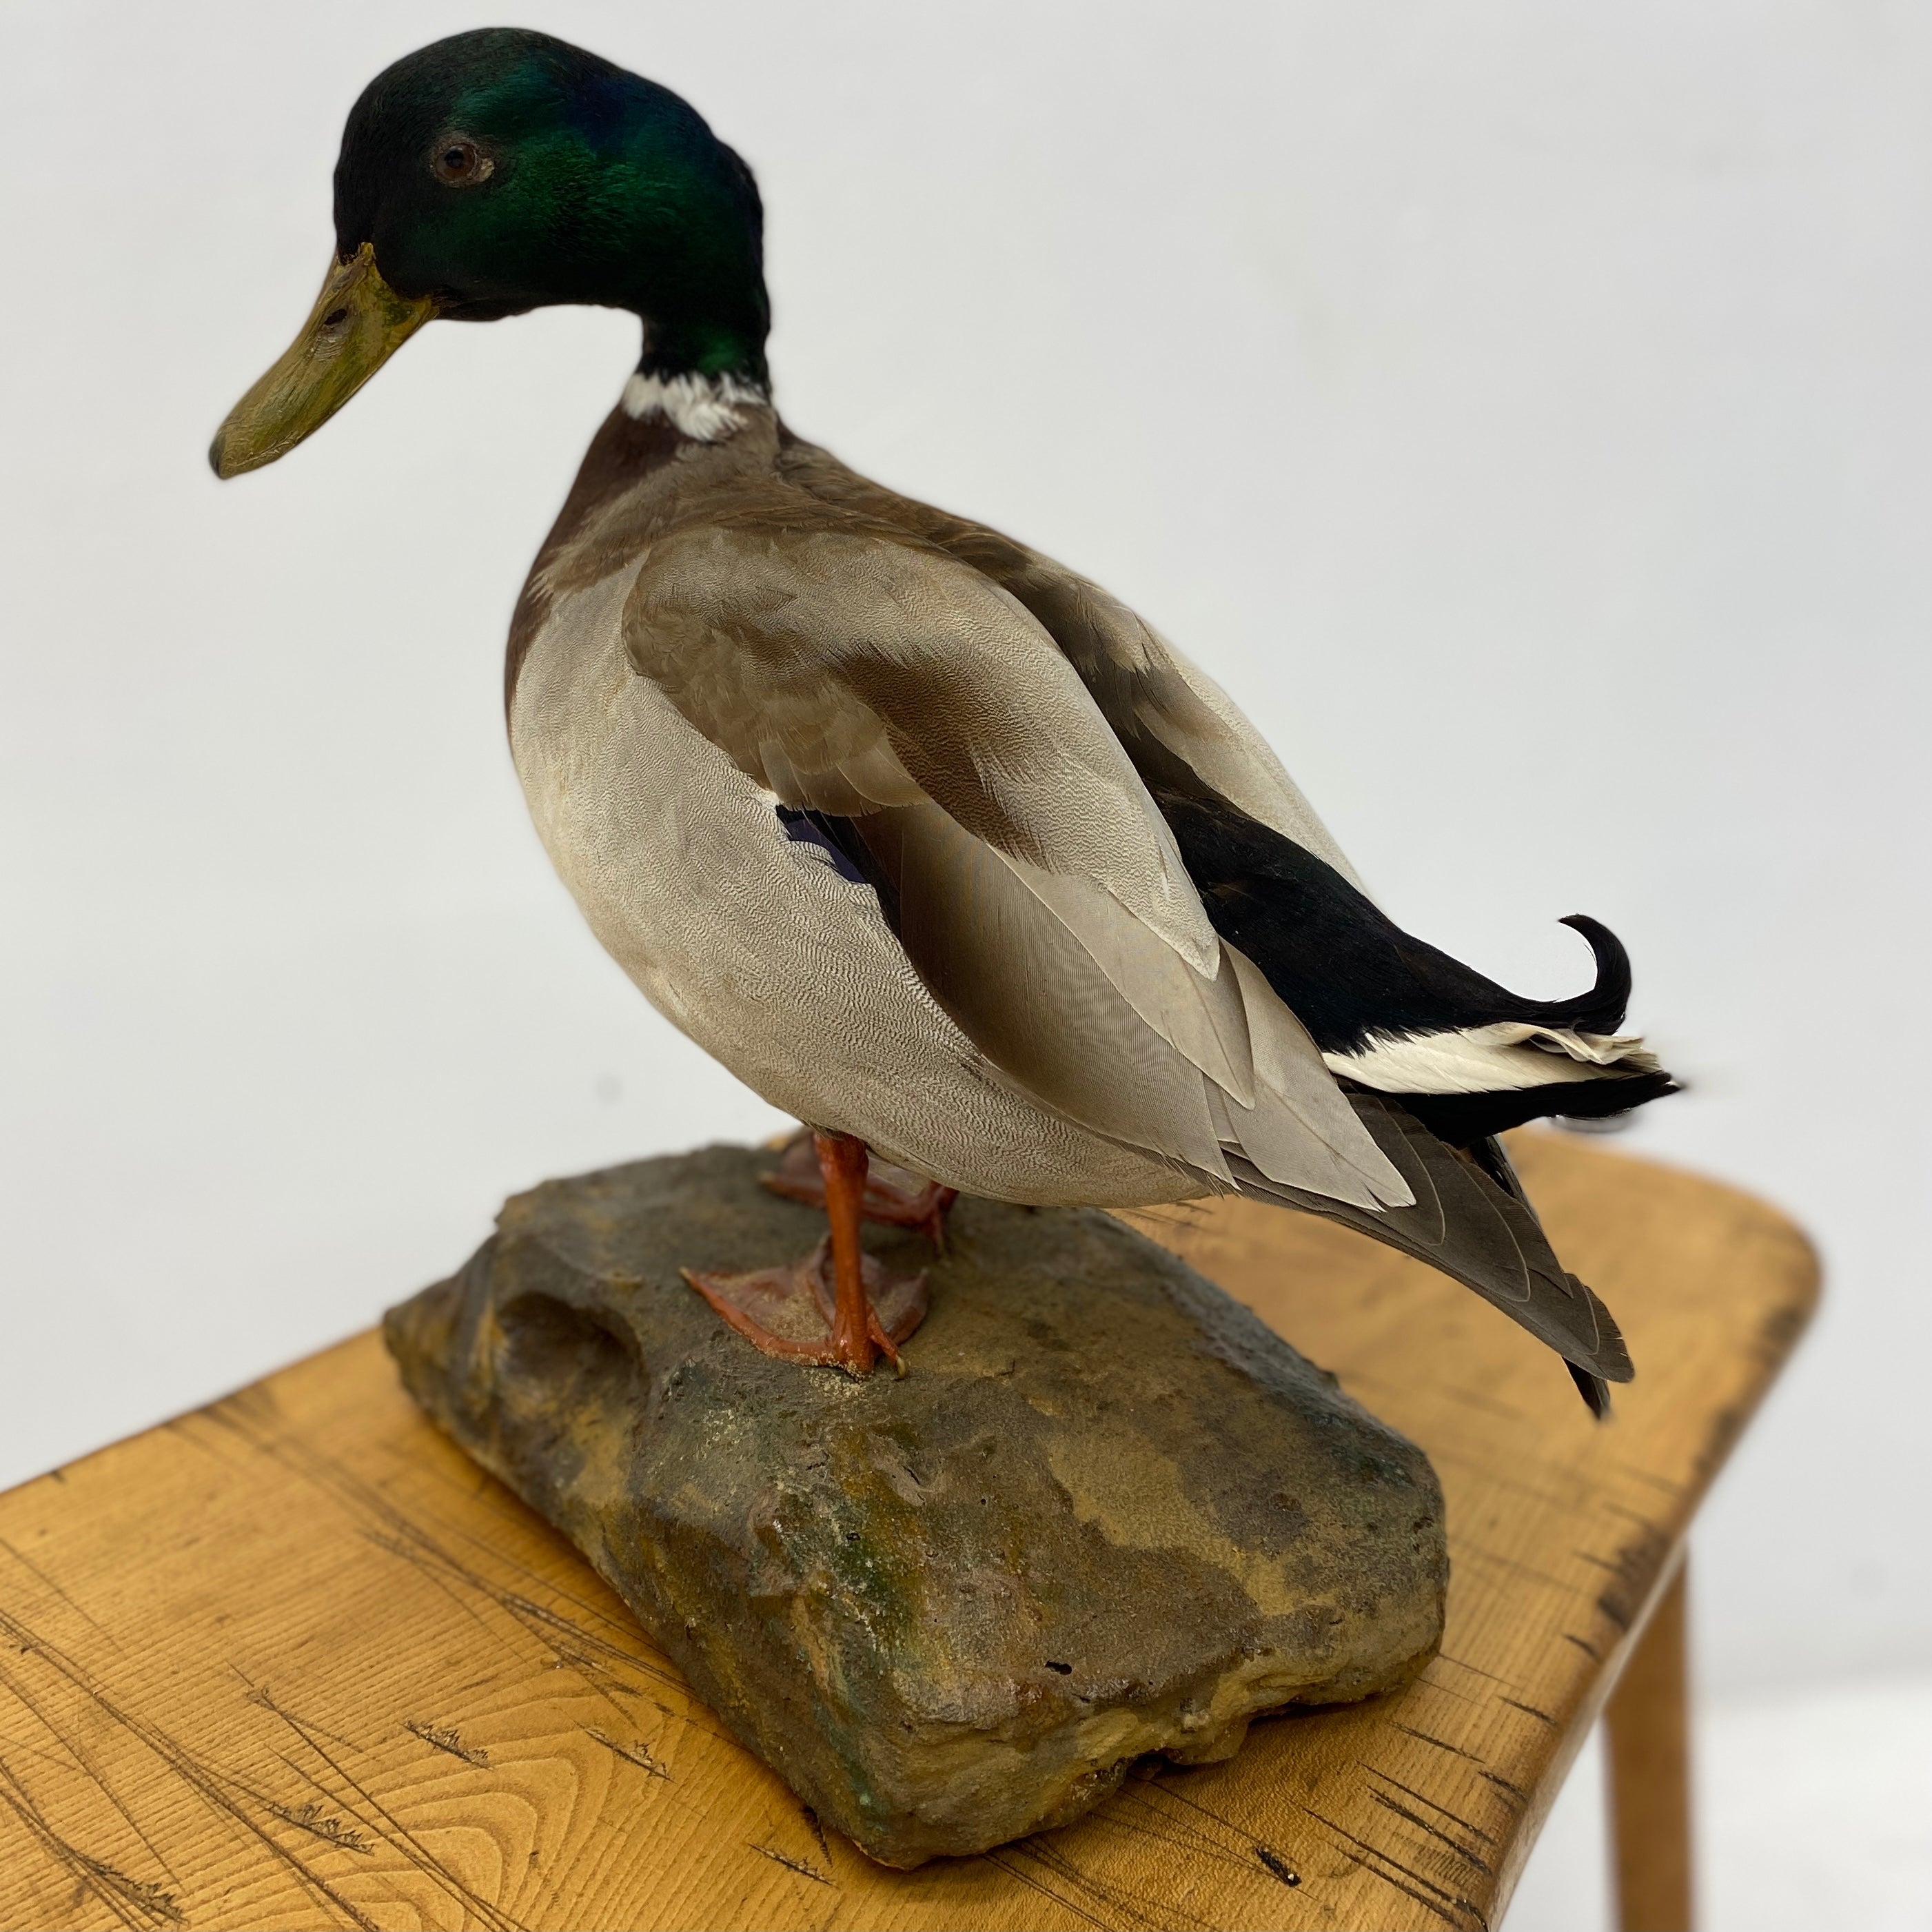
1534 915 1633 1036
1228 1093 1633 1404
1399 1066 1678 1146
1567 1362 1615 1419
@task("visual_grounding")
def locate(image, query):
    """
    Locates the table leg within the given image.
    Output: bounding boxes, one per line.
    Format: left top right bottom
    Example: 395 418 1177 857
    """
1605 1559 1694 1931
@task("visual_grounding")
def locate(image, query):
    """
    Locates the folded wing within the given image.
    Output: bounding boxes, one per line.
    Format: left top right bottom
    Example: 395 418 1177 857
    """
624 508 1410 1211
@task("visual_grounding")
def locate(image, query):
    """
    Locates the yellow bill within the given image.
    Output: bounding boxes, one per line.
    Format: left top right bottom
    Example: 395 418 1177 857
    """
209 243 438 478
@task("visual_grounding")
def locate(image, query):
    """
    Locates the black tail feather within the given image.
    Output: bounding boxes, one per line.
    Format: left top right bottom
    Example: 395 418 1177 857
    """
1528 915 1633 1037
1398 1068 1679 1148
1154 784 1643 1053
1567 1361 1615 1419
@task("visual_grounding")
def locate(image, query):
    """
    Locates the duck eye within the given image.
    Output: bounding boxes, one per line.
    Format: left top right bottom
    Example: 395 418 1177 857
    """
429 138 492 187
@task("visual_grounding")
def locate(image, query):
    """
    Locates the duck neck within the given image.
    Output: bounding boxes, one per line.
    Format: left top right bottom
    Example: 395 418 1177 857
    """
624 316 771 443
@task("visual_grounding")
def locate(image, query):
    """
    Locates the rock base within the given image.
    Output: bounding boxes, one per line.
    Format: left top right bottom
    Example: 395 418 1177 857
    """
384 1145 1447 1867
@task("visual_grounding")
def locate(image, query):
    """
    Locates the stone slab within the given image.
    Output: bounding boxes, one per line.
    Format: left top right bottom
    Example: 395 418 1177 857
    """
384 1144 1447 1867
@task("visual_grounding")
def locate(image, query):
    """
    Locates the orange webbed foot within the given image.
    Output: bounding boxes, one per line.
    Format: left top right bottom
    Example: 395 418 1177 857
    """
683 1239 928 1374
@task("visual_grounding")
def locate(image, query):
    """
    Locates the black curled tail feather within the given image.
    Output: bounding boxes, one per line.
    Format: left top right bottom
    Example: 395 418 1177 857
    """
1532 916 1632 1037
1152 784 1640 1053
1228 1094 1633 1406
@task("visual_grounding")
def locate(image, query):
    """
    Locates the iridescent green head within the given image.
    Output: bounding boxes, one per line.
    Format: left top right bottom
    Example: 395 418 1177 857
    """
212 28 767 476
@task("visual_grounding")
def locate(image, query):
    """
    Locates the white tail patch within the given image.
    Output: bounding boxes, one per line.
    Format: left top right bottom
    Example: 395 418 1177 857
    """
1325 1022 1662 1096
620 370 768 443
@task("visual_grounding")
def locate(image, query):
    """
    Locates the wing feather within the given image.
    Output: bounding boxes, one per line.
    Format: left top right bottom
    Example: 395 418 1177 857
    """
860 803 1233 1178
1232 1096 1632 1380
771 432 1367 888
859 802 1411 1208
625 521 1219 974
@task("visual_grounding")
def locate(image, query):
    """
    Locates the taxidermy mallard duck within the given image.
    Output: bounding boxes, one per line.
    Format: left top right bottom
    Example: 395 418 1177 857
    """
214 28 1676 1409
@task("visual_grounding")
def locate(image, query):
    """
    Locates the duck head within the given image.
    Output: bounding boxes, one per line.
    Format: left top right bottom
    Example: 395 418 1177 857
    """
210 28 769 476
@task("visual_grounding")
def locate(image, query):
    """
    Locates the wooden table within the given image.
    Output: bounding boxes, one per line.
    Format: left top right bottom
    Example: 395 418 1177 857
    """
0 1133 1816 1932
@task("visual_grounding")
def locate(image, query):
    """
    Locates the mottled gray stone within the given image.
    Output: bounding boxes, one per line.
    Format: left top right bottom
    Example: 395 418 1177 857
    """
384 1144 1446 1867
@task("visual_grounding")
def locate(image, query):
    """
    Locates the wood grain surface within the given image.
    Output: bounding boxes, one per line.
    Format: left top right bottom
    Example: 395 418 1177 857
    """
0 1133 1816 1932
1605 1564 1694 1932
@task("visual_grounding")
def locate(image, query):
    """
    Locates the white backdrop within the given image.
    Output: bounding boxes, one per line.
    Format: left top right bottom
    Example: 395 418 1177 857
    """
3 1 1926 1709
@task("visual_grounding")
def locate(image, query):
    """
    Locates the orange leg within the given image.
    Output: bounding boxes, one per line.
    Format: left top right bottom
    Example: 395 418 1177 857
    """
682 1131 930 1375
817 1130 877 1374
762 1134 959 1254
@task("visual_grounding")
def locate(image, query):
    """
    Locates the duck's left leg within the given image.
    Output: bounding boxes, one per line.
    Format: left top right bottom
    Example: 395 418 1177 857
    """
762 1132 959 1254
683 1131 929 1374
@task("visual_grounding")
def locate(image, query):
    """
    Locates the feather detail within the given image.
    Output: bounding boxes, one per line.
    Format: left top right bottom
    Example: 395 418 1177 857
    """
1568 1364 1615 1420
771 430 1370 890
1397 1071 1679 1146
1325 1022 1662 1096
853 802 1411 1210
1221 946 1416 1207
1230 1094 1634 1387
624 518 1221 977
997 851 1259 1103
620 370 767 443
